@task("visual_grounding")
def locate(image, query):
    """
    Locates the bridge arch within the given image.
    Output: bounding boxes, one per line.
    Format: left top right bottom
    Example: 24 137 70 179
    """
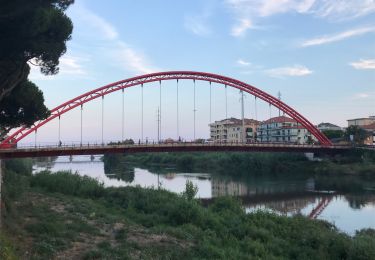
0 71 332 147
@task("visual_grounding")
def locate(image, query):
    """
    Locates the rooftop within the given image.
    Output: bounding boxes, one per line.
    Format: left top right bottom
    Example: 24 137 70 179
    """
347 117 375 121
211 117 260 125
317 122 341 128
262 116 297 124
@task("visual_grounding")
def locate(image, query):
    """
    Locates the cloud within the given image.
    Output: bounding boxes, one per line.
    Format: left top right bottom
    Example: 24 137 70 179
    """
237 58 251 66
184 14 212 36
72 4 118 40
225 0 375 36
58 56 87 75
116 43 157 74
312 0 375 20
72 4 158 75
231 18 253 37
354 93 371 99
29 55 88 80
350 59 375 70
301 26 375 47
352 91 375 100
226 0 316 37
265 65 313 78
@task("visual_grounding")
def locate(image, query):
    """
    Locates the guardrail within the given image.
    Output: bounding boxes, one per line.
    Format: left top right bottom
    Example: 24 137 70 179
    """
0 141 359 151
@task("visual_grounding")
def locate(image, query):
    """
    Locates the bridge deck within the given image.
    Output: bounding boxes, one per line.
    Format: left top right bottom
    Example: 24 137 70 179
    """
0 143 360 158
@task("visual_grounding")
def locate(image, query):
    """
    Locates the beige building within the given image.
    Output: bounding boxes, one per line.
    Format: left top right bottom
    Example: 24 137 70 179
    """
362 123 375 145
347 116 375 145
257 116 315 144
209 117 260 143
347 116 375 127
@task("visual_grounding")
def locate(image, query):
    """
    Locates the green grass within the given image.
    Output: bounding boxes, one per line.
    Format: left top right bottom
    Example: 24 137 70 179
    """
27 171 375 259
3 159 375 259
0 232 17 260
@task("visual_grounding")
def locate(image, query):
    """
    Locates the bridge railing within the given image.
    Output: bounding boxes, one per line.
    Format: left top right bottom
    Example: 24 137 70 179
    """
1 140 360 151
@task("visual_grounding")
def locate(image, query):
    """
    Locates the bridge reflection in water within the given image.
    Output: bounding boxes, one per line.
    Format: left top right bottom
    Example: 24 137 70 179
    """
208 178 332 218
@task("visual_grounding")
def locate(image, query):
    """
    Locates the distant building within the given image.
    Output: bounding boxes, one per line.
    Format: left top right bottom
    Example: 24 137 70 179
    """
209 117 260 143
347 116 375 145
362 123 375 145
317 122 342 131
257 116 315 144
347 116 375 127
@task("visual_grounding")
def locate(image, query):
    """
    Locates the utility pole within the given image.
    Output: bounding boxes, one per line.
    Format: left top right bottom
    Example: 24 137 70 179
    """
241 90 245 143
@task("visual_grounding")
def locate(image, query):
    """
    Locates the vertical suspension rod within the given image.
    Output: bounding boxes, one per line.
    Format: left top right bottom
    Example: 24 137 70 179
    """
269 103 272 119
225 85 228 119
209 81 212 123
122 88 125 141
34 130 37 147
159 80 162 141
177 79 179 140
241 91 245 143
101 96 104 145
80 105 83 146
157 107 160 143
254 96 258 121
193 79 196 140
141 83 144 143
58 115 61 143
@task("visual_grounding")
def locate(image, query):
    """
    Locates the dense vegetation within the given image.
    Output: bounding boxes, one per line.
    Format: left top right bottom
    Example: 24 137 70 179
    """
2 159 375 259
103 152 316 177
103 149 375 179
0 0 74 138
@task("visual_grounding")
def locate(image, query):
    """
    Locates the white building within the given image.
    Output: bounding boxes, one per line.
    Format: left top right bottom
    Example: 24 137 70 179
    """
317 122 342 131
257 116 315 144
209 118 259 143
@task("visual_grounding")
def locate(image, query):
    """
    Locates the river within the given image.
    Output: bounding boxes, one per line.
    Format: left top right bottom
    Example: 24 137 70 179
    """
33 155 375 235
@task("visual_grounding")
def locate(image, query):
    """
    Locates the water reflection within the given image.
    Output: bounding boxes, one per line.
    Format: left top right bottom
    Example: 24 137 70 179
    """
33 155 375 235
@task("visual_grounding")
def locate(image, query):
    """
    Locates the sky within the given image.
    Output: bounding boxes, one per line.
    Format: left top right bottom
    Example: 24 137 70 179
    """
27 0 375 144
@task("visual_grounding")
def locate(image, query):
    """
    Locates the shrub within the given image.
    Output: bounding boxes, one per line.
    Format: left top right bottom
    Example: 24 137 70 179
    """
182 180 198 201
31 171 105 198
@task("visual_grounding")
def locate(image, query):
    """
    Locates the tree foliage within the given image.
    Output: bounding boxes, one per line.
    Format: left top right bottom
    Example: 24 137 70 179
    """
322 129 344 139
0 80 50 139
345 125 371 145
0 0 74 137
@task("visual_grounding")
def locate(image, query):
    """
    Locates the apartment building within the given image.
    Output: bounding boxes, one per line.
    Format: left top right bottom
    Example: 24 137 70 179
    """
347 116 375 145
347 116 375 127
209 118 260 143
256 116 314 144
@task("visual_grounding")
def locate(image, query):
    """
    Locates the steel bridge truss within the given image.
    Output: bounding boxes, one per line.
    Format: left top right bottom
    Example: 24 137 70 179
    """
0 71 332 148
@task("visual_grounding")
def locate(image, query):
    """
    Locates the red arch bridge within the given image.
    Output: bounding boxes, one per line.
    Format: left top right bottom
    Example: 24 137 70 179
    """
0 71 358 158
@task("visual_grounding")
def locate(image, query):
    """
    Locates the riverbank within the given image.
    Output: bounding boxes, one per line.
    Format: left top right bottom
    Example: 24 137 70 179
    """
103 150 375 178
2 159 375 259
